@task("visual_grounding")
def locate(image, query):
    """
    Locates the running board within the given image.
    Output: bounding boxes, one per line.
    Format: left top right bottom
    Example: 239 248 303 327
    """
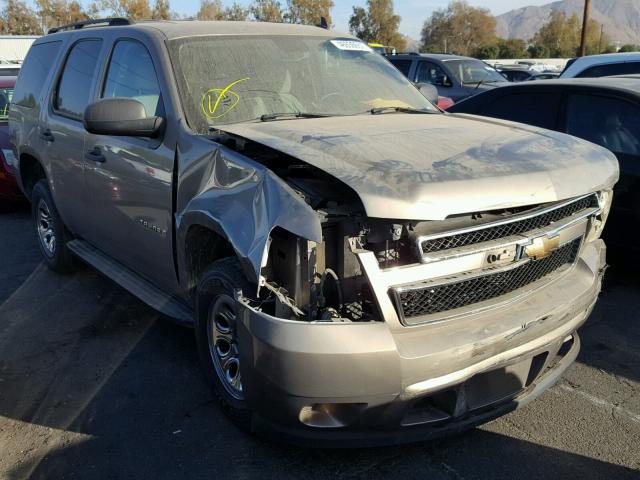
67 239 193 325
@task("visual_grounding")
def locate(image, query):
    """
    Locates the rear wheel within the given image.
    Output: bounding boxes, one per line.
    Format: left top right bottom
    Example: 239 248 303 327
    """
31 179 74 272
195 257 253 428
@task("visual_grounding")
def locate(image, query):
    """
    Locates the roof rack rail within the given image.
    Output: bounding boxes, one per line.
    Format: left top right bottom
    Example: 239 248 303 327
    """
47 17 133 34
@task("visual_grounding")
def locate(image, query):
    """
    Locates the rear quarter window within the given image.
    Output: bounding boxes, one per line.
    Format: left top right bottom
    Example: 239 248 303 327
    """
13 41 62 108
388 59 413 77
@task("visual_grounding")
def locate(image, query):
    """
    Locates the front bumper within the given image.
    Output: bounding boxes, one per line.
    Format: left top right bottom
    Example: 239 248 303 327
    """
236 240 606 446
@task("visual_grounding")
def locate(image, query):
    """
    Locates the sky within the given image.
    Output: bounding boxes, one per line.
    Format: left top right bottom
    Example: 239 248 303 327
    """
30 0 554 39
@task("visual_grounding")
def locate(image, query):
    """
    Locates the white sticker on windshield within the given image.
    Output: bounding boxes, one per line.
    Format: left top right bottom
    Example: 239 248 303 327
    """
330 40 373 52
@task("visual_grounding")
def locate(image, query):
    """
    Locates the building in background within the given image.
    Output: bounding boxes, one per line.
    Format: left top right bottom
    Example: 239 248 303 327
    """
0 36 39 64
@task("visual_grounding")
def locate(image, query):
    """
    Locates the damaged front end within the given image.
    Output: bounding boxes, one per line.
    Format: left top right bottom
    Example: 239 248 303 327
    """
203 131 414 324
178 127 614 328
176 125 613 444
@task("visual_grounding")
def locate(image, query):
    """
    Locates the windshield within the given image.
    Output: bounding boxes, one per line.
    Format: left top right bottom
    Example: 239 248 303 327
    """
168 35 437 132
444 59 506 84
0 87 13 123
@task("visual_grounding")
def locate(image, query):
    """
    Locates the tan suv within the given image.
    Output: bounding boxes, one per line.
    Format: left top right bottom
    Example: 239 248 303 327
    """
10 18 618 446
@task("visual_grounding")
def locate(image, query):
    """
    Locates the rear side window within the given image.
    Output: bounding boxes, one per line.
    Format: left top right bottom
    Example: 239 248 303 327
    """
102 40 162 117
54 39 102 118
388 59 412 77
13 41 61 108
477 92 560 130
577 62 640 78
566 94 640 156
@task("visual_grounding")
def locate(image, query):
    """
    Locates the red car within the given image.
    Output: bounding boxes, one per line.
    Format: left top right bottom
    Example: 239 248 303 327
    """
0 76 21 202
437 95 455 110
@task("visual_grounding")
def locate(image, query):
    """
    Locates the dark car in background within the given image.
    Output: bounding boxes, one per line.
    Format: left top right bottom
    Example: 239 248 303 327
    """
448 77 640 258
498 66 559 82
388 53 509 103
0 76 21 203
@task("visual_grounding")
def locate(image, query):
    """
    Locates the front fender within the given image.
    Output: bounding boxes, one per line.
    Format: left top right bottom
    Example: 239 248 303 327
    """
176 144 322 285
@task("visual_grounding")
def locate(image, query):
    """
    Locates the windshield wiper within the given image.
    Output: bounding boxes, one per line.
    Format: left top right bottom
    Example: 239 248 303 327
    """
260 112 331 122
369 106 433 115
474 71 490 89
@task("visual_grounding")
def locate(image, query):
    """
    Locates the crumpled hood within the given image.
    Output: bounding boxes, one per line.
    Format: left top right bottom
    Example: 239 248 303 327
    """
220 113 619 220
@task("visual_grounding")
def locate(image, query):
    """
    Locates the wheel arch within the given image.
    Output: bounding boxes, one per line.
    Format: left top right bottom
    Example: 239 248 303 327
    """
19 152 47 199
182 221 238 297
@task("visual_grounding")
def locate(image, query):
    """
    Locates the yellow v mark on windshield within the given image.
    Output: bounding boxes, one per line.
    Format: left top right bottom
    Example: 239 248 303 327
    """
201 77 250 120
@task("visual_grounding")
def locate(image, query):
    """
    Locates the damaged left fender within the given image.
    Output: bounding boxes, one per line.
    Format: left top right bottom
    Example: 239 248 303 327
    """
175 135 322 290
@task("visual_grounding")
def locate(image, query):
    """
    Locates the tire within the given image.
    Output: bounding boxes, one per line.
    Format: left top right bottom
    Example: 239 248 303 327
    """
195 257 254 428
31 179 75 273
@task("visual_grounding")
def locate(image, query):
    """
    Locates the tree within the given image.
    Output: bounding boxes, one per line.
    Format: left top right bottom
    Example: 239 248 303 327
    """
422 0 496 55
473 38 527 60
348 7 371 40
99 0 152 20
618 44 640 53
473 43 499 59
36 0 93 30
527 44 550 58
286 0 333 26
348 0 405 51
197 0 223 20
497 38 527 58
2 0 42 34
421 1 495 56
152 0 170 20
530 11 610 57
222 3 249 21
249 0 283 22
531 11 578 57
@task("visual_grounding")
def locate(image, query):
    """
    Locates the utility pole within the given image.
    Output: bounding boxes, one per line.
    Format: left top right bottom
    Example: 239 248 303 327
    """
579 0 590 56
598 23 604 53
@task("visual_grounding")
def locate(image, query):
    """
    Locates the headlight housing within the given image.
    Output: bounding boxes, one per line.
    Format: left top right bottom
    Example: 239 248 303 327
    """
586 189 613 243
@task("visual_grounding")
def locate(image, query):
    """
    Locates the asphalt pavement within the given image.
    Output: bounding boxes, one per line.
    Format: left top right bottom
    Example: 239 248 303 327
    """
0 206 638 479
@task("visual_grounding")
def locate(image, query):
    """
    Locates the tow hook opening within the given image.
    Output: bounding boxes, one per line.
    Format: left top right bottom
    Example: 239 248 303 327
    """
298 403 367 428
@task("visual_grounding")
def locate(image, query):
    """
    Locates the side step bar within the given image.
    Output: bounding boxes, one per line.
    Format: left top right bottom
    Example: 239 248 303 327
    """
67 239 194 325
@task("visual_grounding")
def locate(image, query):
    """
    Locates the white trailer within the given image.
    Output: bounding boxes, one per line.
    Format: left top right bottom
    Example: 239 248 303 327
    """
0 35 39 63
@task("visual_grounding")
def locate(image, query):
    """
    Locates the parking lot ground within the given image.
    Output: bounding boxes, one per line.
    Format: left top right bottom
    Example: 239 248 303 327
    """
0 207 639 480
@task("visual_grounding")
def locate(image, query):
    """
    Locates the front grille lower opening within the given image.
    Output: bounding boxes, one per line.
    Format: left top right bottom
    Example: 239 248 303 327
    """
395 237 582 322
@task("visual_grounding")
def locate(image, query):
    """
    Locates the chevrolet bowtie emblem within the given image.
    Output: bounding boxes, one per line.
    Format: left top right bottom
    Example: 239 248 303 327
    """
524 235 560 260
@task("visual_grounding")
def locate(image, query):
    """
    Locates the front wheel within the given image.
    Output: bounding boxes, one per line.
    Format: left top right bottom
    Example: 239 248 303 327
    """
195 258 253 428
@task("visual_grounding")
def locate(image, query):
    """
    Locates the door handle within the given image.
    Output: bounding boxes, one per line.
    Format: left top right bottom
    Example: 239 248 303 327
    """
85 147 105 163
39 129 54 142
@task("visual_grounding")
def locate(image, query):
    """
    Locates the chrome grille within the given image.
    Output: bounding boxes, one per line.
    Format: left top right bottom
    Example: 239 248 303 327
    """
420 195 598 254
394 237 582 324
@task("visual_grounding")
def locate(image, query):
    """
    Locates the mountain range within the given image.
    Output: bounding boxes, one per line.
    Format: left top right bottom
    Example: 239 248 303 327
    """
497 0 640 45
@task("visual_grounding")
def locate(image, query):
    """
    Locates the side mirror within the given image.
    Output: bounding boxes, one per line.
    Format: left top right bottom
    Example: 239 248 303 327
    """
84 98 164 138
416 83 438 105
